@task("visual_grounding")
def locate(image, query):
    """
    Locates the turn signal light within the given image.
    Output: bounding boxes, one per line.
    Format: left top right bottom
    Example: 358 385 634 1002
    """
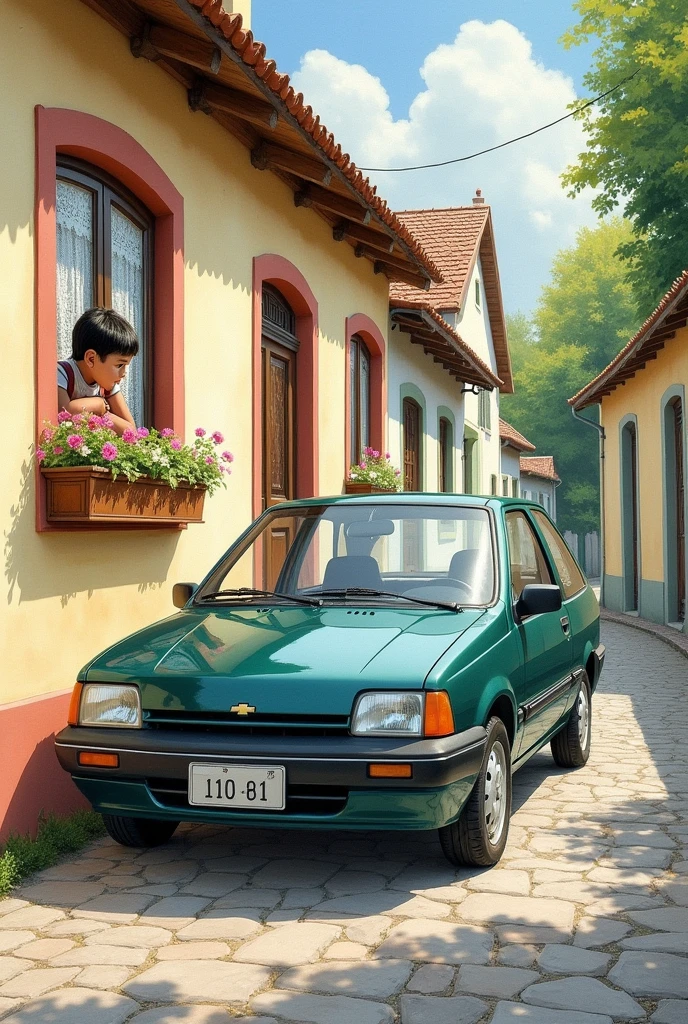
424 691 455 737
67 683 84 726
368 763 412 778
77 751 119 768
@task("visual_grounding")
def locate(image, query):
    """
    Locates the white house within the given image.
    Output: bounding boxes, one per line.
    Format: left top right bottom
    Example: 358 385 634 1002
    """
520 456 561 519
385 192 513 494
499 419 536 497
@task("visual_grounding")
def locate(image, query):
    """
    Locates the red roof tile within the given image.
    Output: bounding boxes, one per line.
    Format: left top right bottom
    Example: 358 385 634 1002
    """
520 456 560 482
499 418 536 452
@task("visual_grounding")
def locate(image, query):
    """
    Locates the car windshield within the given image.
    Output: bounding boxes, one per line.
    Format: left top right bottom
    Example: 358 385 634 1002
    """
197 502 496 608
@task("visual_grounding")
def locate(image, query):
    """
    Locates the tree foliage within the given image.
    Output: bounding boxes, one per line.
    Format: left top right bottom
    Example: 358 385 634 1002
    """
562 0 688 311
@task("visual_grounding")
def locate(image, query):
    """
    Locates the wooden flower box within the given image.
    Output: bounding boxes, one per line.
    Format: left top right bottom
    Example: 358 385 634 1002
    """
42 466 206 526
343 480 398 495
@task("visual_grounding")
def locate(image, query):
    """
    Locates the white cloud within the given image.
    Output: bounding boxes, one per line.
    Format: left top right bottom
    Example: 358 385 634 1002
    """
290 20 598 313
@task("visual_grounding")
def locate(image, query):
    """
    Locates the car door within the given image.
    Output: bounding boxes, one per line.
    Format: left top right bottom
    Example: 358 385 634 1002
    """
505 510 573 757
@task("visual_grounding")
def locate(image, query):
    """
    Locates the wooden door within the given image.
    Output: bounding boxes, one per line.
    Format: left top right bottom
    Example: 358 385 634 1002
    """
402 398 422 570
675 399 685 621
262 338 296 590
630 426 639 610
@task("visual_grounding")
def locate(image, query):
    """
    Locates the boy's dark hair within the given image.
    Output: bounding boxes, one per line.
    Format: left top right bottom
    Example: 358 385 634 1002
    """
71 307 139 361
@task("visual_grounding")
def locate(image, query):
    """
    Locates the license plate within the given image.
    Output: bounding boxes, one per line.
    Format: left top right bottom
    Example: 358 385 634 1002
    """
188 763 285 810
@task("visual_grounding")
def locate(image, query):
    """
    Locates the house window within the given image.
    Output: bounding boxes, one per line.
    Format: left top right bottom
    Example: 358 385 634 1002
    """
511 478 519 498
478 389 491 431
502 475 510 496
490 474 498 495
348 334 371 462
439 416 453 492
56 159 153 426
475 279 481 308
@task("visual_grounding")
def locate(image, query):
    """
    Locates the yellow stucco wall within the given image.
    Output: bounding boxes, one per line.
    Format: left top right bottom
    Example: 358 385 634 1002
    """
0 0 388 706
601 323 688 582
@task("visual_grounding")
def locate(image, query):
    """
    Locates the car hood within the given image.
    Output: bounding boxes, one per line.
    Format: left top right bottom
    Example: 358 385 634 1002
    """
82 605 486 716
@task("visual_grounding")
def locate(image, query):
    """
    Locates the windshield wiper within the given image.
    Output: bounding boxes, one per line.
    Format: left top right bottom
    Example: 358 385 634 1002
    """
317 587 462 613
200 587 323 607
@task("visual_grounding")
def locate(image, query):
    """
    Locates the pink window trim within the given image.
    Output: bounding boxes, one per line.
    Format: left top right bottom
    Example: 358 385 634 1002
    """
34 106 184 531
345 313 386 472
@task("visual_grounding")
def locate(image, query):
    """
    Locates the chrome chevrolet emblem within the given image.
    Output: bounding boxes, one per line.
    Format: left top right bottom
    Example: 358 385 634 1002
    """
230 703 256 716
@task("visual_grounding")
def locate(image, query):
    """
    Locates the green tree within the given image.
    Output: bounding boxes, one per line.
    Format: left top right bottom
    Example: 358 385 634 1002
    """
562 0 688 311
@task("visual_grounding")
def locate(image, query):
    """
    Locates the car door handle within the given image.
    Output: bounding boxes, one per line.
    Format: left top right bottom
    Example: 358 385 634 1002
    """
560 615 570 636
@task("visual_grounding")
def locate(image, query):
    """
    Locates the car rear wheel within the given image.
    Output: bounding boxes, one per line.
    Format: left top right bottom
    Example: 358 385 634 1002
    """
550 673 591 768
102 814 179 848
439 716 512 867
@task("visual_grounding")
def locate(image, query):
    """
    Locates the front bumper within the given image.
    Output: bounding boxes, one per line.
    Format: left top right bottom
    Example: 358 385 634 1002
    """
54 724 486 830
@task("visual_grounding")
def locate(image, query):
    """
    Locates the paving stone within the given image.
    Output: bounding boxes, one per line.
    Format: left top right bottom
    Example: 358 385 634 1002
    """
251 860 338 888
621 932 688 953
459 894 575 933
598 846 673 868
652 1000 688 1023
1 987 138 1024
52 944 149 966
0 966 81 998
373 920 492 965
85 925 172 947
324 872 388 896
0 959 32 983
388 868 460 892
138 896 212 929
537 944 611 975
344 916 392 945
156 941 231 959
406 964 455 993
18 937 75 959
176 908 263 941
612 829 676 848
495 924 564 944
0 902 28 917
39 860 116 880
73 893 156 923
234 922 340 967
323 941 368 960
573 916 632 948
587 893 664 916
399 993 488 1024
252 991 394 1024
0 999 21 1017
609 950 688 998
491 1001 613 1023
521 977 645 1019
313 893 449 918
128 1009 236 1024
659 881 688 905
74 965 135 989
204 856 268 873
497 943 538 967
125 960 271 1003
465 870 530 896
588 865 663 886
143 861 198 884
0 907 65 930
265 908 305 925
278 958 412 998
628 907 688 931
281 887 325 909
178 873 247 898
16 881 106 906
413 885 467 904
455 964 539 997
46 919 111 936
0 932 35 953
214 889 281 909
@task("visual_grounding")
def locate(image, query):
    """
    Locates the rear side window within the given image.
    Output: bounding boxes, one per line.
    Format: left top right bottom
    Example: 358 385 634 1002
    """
505 510 552 599
532 511 586 599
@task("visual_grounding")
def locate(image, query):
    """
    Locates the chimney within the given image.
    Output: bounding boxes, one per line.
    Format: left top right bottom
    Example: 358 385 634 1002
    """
472 189 485 205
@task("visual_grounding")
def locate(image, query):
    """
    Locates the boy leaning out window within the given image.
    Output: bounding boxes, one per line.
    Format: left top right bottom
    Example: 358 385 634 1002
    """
57 307 138 437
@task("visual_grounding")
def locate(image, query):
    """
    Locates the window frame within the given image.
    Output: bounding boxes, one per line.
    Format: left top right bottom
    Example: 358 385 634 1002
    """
57 157 155 425
505 508 554 600
478 388 491 431
438 415 453 493
349 333 371 463
530 508 587 599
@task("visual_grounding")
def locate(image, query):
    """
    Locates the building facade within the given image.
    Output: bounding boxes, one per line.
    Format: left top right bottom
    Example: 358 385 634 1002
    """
519 457 560 520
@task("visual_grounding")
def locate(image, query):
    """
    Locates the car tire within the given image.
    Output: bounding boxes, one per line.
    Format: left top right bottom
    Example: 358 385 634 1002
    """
102 814 179 848
439 716 512 867
550 673 592 769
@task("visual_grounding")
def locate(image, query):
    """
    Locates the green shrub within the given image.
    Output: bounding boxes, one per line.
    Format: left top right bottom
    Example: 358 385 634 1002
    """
0 810 105 898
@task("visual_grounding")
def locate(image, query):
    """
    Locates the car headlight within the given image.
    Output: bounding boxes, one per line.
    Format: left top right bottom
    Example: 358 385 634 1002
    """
351 692 423 736
79 684 141 728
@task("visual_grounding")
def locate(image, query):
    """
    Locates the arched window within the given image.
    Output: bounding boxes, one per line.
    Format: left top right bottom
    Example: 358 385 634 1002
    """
56 159 153 426
439 415 453 492
348 334 371 462
663 394 686 623
403 397 422 491
620 418 640 612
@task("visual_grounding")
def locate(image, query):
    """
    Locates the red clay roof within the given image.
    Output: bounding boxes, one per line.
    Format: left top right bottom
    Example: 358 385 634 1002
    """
184 0 442 282
570 269 688 409
520 456 560 483
499 418 536 452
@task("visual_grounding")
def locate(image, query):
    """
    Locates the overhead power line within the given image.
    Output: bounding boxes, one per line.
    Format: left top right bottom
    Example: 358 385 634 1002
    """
358 70 640 173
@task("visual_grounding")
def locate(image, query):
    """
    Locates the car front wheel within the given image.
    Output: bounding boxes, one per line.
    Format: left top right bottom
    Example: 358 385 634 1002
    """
102 814 179 848
550 673 592 768
439 716 512 867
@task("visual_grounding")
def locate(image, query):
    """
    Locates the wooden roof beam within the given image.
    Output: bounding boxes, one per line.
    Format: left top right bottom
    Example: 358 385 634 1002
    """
374 261 430 291
80 0 144 37
332 221 395 253
294 185 371 225
355 243 420 275
189 80 278 130
132 23 222 74
251 142 332 186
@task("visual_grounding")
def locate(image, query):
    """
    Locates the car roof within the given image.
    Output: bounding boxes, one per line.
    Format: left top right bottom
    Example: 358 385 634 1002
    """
269 494 545 511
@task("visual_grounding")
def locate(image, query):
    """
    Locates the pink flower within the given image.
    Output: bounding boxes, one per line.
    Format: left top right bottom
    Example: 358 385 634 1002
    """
36 447 46 462
57 410 71 423
195 427 206 437
67 434 83 449
221 451 234 463
87 416 103 430
161 428 175 438
211 431 224 445
122 429 137 444
42 428 55 442
53 445 64 455
372 450 380 458
394 469 401 476
205 456 215 465
170 438 182 451
218 464 226 474
73 413 84 426
359 462 367 470
137 427 150 438
385 452 391 459
101 442 118 461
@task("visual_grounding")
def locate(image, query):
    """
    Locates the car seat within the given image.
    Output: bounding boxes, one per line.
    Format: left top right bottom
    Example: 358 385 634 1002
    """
322 555 383 591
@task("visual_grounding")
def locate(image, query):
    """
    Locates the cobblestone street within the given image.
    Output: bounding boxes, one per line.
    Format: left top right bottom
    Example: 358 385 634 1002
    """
0 620 686 1024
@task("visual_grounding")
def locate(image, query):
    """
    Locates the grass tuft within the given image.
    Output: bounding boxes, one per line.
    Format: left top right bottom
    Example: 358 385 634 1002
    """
0 810 105 898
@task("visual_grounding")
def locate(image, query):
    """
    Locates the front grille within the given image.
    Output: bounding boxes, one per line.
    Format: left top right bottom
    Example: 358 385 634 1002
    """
144 710 350 737
146 777 349 816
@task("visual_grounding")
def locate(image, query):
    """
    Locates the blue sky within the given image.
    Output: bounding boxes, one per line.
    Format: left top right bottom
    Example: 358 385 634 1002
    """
252 1 600 316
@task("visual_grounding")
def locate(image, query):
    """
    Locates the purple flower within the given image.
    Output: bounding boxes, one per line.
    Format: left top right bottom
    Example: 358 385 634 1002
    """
170 438 182 451
88 416 103 430
372 450 380 458
67 434 83 449
205 456 215 465
101 442 118 462
72 413 85 426
161 427 175 438
385 452 391 459
394 469 401 476
53 445 64 455
195 427 206 437
359 462 367 470
42 428 55 442
221 451 234 463
57 410 71 423
218 464 226 474
122 429 137 444
211 431 224 445
137 427 150 438
36 447 46 462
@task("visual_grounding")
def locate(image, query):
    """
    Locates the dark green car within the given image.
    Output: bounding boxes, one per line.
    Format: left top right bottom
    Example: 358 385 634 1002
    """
56 495 604 867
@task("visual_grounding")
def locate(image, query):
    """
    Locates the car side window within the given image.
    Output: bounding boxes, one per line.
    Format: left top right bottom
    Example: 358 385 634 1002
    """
506 511 553 600
532 511 586 599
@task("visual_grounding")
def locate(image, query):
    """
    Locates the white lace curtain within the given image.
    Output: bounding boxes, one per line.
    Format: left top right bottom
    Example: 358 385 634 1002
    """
111 207 144 426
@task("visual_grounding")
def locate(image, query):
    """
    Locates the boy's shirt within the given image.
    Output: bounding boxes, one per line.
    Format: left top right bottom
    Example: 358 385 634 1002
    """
57 358 121 400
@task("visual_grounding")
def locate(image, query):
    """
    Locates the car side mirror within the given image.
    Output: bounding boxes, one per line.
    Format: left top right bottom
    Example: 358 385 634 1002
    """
516 583 562 618
173 582 197 609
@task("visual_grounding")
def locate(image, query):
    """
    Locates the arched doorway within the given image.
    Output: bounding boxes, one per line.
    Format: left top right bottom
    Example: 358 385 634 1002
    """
402 396 422 570
620 418 639 612
664 395 686 624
